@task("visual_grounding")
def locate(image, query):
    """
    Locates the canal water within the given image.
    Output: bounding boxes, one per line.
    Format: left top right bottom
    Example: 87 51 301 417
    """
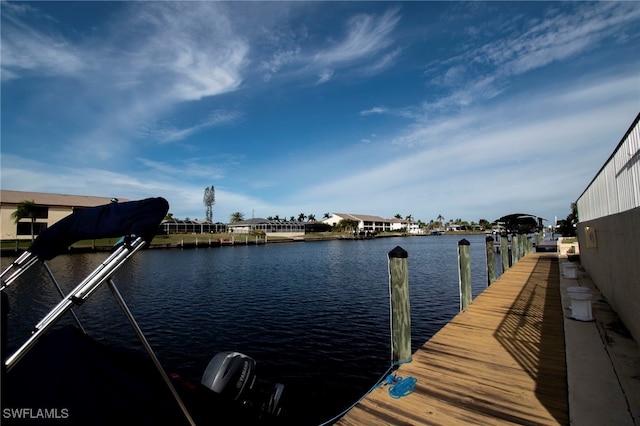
3 234 503 425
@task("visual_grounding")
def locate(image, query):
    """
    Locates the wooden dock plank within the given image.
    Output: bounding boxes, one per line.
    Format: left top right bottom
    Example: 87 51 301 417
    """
335 253 568 425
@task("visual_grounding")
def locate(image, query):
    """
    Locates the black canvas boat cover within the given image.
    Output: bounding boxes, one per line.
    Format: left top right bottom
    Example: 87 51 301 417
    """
494 213 545 234
3 325 190 425
28 197 169 260
2 325 279 425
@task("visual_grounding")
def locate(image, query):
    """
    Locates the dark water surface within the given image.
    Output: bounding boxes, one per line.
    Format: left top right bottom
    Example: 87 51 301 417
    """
3 234 503 425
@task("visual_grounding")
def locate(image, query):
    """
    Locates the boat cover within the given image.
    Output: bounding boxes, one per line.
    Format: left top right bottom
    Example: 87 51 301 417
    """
494 213 545 234
3 325 190 425
2 325 277 425
28 197 169 260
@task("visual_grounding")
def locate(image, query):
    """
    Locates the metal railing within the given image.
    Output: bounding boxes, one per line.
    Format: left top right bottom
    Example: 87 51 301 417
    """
577 113 640 221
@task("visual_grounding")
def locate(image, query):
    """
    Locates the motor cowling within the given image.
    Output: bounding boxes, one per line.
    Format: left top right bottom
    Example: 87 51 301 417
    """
201 351 256 401
200 351 284 417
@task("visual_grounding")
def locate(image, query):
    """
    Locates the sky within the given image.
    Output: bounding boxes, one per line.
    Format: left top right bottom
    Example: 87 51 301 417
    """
1 1 639 226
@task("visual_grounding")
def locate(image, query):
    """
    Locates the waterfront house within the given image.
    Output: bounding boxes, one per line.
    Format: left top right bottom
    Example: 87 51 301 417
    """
226 218 305 238
322 213 421 234
390 217 422 234
0 190 126 241
159 219 227 234
322 213 392 233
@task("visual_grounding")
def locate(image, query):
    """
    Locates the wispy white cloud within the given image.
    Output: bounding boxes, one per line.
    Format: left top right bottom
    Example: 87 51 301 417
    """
313 8 400 66
118 2 248 102
316 69 334 85
257 20 308 81
314 9 400 65
1 2 251 162
360 106 418 120
424 2 640 112
360 106 388 116
394 70 639 150
136 158 224 181
259 46 302 82
366 47 402 74
255 7 402 84
1 2 84 80
2 1 250 100
141 109 243 144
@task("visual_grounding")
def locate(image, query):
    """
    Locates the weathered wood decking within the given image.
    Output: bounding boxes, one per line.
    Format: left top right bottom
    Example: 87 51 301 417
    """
336 253 568 425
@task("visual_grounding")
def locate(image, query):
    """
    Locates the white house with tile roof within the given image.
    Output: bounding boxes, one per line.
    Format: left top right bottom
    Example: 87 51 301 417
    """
322 213 421 234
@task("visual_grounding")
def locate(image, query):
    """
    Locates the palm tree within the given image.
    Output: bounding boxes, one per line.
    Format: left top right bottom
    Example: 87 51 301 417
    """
307 214 316 222
298 213 306 222
336 219 358 232
203 185 215 222
11 200 39 242
229 212 245 223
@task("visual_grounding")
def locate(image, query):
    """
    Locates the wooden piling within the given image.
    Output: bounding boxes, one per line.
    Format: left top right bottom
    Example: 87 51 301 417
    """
458 239 472 311
388 246 411 364
501 236 509 273
511 234 518 265
485 236 496 286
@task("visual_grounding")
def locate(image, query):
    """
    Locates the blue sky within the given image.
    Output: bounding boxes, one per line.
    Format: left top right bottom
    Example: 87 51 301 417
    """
2 1 639 225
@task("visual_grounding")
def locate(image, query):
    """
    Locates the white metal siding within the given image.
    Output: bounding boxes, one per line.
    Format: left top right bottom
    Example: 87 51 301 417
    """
577 114 640 222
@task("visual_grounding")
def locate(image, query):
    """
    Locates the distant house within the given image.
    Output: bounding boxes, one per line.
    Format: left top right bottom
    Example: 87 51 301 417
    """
322 213 422 234
159 219 226 234
323 213 391 232
390 217 422 234
0 190 128 240
226 218 305 238
445 224 483 232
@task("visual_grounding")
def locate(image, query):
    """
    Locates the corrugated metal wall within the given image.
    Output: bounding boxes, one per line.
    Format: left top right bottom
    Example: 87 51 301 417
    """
577 113 640 222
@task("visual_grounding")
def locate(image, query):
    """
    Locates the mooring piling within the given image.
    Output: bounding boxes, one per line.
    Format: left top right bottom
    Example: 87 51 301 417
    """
501 236 509 273
388 246 412 364
458 239 472 312
485 236 496 286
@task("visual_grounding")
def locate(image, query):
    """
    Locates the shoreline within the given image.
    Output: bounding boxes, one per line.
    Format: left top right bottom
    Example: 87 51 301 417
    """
0 232 495 258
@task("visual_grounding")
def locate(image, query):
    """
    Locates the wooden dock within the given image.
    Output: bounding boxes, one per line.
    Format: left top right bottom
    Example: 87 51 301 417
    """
335 253 568 425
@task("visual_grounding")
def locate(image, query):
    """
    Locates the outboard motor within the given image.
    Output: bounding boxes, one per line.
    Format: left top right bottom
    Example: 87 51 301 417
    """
201 351 284 418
